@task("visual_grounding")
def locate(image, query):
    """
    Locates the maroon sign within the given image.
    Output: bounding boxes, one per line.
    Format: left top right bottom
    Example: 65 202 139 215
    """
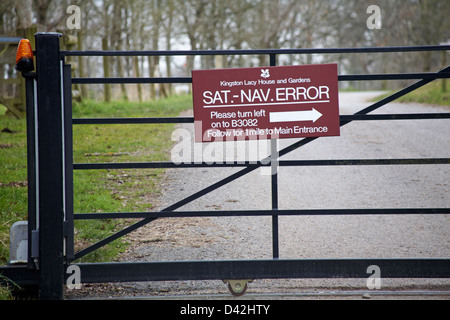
192 64 340 142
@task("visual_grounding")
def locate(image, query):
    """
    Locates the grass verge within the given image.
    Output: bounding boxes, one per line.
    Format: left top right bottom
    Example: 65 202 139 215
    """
0 95 191 297
372 81 450 106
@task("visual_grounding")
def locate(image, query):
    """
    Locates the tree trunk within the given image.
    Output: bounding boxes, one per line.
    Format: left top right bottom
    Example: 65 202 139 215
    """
77 31 88 100
102 37 111 102
133 56 142 102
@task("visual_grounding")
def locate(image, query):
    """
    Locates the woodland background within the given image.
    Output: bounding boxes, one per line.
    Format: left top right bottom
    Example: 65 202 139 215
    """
1 0 449 105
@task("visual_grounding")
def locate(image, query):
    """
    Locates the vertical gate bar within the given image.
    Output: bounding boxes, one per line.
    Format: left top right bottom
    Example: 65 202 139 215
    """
271 139 279 259
63 64 74 261
24 74 37 270
35 32 65 300
269 53 279 259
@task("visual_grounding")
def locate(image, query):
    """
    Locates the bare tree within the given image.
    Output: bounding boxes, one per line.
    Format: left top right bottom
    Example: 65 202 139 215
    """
111 0 128 100
4 0 450 100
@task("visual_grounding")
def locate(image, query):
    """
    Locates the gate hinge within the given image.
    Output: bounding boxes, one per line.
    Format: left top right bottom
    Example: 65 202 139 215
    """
31 229 39 269
31 229 39 259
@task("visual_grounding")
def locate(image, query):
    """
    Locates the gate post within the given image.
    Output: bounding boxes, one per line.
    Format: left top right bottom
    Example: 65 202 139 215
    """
34 32 65 300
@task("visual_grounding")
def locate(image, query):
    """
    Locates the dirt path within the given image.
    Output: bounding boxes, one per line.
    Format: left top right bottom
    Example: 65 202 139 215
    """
66 91 450 299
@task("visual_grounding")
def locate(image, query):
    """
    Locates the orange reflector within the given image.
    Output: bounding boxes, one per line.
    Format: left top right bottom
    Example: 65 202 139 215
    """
16 39 33 64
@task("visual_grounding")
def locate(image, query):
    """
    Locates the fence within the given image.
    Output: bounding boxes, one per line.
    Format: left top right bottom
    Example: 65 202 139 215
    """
1 32 449 299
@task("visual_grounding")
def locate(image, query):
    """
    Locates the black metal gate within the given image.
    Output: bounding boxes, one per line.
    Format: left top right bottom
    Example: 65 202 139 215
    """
1 32 449 299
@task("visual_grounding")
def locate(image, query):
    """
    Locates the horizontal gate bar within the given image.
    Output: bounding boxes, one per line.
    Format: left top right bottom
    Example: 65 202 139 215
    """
74 208 450 220
61 45 450 57
70 73 450 85
340 113 450 121
340 73 450 81
73 117 193 124
2 258 449 287
73 158 449 170
71 113 450 125
73 162 259 170
0 265 39 287
278 158 450 166
72 77 191 84
71 259 450 283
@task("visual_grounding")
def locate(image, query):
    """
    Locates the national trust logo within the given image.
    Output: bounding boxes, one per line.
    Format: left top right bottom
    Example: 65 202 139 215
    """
260 69 270 79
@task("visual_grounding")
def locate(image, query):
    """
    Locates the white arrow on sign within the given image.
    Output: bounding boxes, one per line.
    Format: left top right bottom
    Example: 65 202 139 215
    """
269 108 323 123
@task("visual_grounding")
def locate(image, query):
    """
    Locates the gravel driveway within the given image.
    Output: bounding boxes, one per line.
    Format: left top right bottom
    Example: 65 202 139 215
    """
68 91 450 299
